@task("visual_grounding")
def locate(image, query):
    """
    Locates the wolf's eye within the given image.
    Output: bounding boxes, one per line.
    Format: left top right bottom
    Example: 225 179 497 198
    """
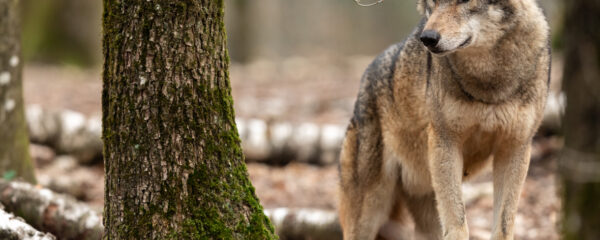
458 0 470 4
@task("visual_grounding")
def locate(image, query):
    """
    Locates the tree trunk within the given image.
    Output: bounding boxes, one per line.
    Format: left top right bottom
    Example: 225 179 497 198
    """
0 0 36 183
561 0 600 239
102 1 276 239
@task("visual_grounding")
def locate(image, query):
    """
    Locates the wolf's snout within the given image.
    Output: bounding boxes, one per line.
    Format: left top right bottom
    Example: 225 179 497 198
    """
420 30 441 48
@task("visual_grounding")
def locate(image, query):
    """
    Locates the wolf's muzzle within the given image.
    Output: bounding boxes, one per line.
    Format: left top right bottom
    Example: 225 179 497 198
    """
420 30 441 48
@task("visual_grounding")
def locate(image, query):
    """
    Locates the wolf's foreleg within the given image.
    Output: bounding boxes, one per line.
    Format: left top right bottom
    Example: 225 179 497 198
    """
491 142 531 240
427 127 469 240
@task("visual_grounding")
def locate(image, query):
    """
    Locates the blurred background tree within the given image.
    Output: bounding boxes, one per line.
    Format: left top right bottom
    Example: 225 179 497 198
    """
0 0 36 183
560 0 600 239
20 0 101 66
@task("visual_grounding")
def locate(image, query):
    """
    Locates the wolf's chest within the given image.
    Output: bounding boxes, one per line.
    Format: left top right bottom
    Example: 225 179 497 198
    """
438 96 537 138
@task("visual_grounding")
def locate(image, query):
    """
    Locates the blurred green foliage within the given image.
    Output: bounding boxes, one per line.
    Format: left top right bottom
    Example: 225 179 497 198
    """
21 0 102 67
2 170 16 181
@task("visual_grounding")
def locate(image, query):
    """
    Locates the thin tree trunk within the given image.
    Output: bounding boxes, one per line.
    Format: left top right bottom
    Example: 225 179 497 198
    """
102 1 276 239
561 0 600 239
0 0 36 183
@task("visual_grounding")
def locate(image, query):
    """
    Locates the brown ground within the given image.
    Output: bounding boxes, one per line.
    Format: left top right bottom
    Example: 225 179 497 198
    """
23 57 563 239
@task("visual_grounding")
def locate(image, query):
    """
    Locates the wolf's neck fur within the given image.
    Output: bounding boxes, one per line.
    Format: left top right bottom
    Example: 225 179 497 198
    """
445 6 547 104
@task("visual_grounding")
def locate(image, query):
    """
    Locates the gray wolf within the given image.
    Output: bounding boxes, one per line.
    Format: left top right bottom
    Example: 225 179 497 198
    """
338 0 550 239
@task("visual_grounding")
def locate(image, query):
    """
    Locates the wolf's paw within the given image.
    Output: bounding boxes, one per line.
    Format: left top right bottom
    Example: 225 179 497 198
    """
443 226 469 240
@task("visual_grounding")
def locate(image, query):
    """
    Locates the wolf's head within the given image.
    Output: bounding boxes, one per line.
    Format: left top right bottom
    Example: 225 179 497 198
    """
417 0 517 55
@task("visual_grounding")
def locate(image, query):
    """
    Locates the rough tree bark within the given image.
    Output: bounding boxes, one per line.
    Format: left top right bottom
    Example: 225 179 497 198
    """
102 0 276 239
0 0 36 183
561 0 600 239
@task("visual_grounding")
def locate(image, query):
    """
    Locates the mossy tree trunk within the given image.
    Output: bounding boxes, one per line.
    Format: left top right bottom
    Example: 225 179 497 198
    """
0 0 36 184
561 0 600 239
102 1 276 239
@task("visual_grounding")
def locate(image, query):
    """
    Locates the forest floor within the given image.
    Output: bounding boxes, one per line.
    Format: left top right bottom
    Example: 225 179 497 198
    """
23 57 564 240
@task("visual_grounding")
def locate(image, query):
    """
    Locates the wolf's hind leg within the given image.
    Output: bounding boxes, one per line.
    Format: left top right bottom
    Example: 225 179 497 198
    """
339 171 398 240
407 193 443 240
339 121 398 240
377 196 413 240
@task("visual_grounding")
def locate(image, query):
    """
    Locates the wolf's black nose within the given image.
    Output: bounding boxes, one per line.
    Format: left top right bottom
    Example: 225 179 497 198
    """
420 30 441 47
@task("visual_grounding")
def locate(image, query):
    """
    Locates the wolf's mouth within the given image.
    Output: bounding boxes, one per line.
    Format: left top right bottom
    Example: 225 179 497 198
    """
428 36 473 55
458 36 473 48
429 48 447 54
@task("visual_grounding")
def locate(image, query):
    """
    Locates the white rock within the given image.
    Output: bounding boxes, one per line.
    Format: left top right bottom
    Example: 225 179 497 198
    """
270 122 293 149
4 98 15 112
320 124 345 150
9 55 19 67
244 119 270 159
0 72 10 85
60 110 86 135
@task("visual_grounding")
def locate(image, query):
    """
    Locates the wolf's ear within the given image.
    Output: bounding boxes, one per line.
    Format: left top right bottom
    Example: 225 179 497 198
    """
417 0 425 15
